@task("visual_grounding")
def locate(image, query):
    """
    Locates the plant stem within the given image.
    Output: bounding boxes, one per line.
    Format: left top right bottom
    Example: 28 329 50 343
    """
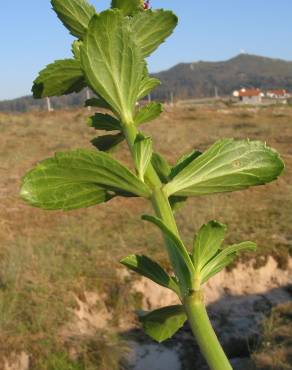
151 187 179 235
122 121 162 189
122 120 233 370
184 291 233 370
121 121 176 226
122 121 178 232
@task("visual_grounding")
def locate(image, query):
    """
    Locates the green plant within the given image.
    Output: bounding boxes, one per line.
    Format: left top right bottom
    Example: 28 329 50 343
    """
20 1 285 369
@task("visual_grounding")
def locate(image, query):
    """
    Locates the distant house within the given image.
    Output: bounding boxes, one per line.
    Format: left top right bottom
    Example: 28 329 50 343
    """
233 88 263 104
266 89 289 99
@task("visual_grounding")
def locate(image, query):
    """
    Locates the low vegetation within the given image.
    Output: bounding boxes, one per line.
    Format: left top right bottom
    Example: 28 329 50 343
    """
253 302 292 369
0 104 291 368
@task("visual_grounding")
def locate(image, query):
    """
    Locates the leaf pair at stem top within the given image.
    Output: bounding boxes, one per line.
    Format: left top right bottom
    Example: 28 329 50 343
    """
121 218 256 342
33 0 177 123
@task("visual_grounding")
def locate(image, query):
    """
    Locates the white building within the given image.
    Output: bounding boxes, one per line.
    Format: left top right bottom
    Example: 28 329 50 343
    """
266 89 289 100
233 88 263 104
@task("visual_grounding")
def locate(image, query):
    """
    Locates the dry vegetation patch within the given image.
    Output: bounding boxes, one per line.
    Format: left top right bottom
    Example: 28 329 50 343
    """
0 105 291 368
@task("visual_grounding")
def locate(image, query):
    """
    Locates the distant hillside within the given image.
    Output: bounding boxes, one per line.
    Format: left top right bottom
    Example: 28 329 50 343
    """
152 54 292 100
2 54 292 112
0 91 88 113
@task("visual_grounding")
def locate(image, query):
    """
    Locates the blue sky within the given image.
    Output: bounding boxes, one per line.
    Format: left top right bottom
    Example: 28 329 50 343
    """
1 0 292 100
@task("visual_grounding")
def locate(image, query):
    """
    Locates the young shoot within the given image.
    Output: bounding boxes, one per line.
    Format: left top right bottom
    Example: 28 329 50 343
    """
20 1 285 369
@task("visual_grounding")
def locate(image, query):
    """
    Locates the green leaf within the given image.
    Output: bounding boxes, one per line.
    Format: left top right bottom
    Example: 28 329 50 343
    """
85 98 112 110
71 40 82 59
130 10 178 57
142 215 194 296
81 10 145 121
91 133 124 152
192 221 227 271
51 0 96 39
20 158 112 211
87 113 121 131
169 150 202 211
151 153 171 184
138 76 161 100
135 103 163 125
165 139 285 197
201 255 235 284
170 150 202 180
201 242 256 283
152 151 201 211
189 220 257 286
169 196 188 213
137 63 160 100
133 135 153 181
32 59 86 98
120 255 180 295
111 0 143 15
140 305 187 343
212 241 256 264
21 150 151 210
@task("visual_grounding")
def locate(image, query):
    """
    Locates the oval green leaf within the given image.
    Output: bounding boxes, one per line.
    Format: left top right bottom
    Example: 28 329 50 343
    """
91 133 124 152
20 157 112 211
51 0 96 39
81 10 145 121
133 135 153 181
201 241 256 284
140 305 187 343
135 103 163 126
32 59 86 98
87 113 121 131
21 149 151 211
192 221 227 271
130 10 178 57
165 139 285 197
120 254 180 295
111 0 143 15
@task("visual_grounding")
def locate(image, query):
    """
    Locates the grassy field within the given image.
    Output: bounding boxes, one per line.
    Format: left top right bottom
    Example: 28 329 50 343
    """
252 302 292 369
0 104 291 369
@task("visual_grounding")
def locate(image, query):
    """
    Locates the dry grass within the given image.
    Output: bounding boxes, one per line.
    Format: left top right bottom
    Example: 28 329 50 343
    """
0 104 291 368
253 302 292 369
1 106 291 263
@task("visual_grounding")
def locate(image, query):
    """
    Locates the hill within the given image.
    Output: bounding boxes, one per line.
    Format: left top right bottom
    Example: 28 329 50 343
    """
1 54 292 112
152 53 292 100
0 91 88 113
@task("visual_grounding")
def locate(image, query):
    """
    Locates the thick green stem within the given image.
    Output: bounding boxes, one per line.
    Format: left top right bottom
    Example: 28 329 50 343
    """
122 122 178 232
122 122 161 189
121 120 232 370
151 187 179 235
184 291 233 370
